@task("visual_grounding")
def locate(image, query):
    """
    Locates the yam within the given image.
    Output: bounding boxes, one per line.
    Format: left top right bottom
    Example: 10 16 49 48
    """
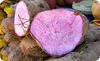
19 37 48 57
1 17 14 34
8 41 20 53
8 47 43 61
1 47 9 57
14 0 50 36
30 9 88 56
8 47 23 61
4 33 20 42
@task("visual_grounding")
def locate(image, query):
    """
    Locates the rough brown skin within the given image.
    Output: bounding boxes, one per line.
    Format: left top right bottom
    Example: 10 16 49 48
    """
1 17 14 34
8 47 23 61
19 37 48 57
78 14 89 44
4 33 20 43
21 0 50 21
8 47 44 61
1 46 9 57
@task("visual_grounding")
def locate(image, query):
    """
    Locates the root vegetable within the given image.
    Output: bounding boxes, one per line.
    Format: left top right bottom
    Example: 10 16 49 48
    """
14 0 50 37
4 33 20 42
19 37 48 57
1 47 9 57
8 41 20 53
8 47 23 61
8 47 42 61
1 18 14 34
30 9 88 56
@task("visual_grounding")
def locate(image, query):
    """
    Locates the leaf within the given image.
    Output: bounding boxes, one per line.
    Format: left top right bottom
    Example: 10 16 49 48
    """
0 10 6 22
0 39 6 48
4 5 13 17
0 2 7 9
0 25 4 35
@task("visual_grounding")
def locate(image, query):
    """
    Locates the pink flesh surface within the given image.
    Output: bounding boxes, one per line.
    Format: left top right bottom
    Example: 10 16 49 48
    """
30 9 83 56
14 1 30 36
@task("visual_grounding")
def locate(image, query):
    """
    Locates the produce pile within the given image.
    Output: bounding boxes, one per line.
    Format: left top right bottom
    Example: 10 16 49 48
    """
0 0 100 61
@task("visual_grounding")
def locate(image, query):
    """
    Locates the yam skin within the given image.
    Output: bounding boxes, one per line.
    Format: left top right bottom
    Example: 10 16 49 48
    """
8 41 20 53
4 33 20 43
1 17 14 34
1 47 9 57
8 47 23 61
14 0 50 36
30 9 89 56
86 24 100 42
19 37 48 57
8 47 43 61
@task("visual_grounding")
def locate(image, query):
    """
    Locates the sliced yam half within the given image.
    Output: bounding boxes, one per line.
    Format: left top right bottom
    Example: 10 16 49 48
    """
30 9 88 56
14 0 49 36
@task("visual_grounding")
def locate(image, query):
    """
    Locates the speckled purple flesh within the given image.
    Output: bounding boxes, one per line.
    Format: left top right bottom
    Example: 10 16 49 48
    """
30 9 83 56
14 1 30 36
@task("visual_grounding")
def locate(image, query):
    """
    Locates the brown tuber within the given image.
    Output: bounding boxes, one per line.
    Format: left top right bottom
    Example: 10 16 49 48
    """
1 17 14 34
19 37 48 57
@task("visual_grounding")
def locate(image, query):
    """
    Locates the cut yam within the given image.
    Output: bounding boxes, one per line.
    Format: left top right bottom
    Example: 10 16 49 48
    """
30 9 88 56
14 0 50 36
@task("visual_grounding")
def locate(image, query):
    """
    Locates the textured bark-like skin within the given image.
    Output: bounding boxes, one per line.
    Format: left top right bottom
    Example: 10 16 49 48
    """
4 33 20 42
78 14 89 44
21 0 50 21
19 37 48 57
1 17 14 34
30 9 89 57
